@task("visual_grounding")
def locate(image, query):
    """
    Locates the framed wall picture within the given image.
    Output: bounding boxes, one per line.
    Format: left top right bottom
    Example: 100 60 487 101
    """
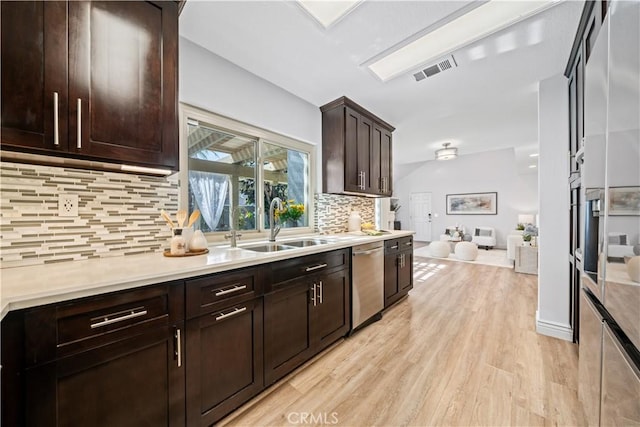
609 186 640 215
446 192 497 215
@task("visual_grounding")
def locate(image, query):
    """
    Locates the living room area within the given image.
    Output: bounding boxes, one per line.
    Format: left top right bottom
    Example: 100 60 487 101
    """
393 146 539 272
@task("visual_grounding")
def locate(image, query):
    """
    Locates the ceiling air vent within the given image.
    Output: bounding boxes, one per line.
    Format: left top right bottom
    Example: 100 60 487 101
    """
413 55 458 82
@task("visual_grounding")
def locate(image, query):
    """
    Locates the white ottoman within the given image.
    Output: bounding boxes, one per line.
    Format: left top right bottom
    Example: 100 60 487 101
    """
455 241 478 261
429 241 450 258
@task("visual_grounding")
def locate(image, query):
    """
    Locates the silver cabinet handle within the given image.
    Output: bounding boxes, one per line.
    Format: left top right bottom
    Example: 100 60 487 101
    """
175 327 182 367
53 92 59 146
90 307 147 329
214 306 247 321
390 245 399 250
311 283 317 307
319 281 323 304
214 284 247 297
359 171 366 190
305 263 328 272
76 98 82 149
405 241 412 246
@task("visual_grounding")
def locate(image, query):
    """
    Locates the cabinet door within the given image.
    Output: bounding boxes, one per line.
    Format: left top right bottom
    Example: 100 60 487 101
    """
313 268 350 351
264 282 313 385
344 107 363 193
186 299 263 426
398 250 413 294
358 115 374 193
372 124 393 196
25 325 185 427
1 1 68 152
68 1 178 169
380 127 393 196
384 252 400 308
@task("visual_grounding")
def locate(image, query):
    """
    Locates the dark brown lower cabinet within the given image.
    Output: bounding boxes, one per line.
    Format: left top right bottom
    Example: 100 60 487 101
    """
185 298 263 426
5 282 186 427
384 236 414 308
264 251 350 386
25 324 185 427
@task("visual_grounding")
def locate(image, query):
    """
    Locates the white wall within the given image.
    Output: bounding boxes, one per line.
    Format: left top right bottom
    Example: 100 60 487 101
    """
537 74 571 341
179 37 321 149
394 148 538 248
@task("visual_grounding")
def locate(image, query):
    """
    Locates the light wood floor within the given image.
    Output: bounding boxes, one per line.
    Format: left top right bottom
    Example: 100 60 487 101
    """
219 256 587 426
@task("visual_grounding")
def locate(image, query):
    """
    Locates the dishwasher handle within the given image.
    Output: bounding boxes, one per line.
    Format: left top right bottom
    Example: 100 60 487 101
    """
353 247 384 256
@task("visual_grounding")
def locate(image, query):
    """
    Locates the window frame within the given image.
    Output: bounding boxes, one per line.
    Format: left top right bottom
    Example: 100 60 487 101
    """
179 103 316 242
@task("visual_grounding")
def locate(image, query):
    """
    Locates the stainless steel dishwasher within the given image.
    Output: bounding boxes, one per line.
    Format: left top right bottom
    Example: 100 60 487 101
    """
351 241 384 330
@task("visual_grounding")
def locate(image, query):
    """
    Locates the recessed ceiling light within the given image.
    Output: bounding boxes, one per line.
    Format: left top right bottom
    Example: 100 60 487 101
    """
297 0 362 29
529 164 537 169
368 0 559 81
529 153 539 157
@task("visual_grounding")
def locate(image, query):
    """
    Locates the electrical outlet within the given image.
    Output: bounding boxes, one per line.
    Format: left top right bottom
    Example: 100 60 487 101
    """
58 194 79 217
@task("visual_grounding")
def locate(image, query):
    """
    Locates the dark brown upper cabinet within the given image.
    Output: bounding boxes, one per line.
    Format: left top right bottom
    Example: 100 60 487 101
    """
1 1 179 172
321 97 394 197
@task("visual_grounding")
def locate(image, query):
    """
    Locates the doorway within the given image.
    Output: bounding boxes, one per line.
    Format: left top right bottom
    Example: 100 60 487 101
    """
410 192 432 242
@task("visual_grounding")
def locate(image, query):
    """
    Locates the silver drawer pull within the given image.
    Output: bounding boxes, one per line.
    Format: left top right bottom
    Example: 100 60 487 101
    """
405 241 412 246
53 92 59 146
76 98 82 149
214 284 247 296
390 245 399 250
215 306 247 321
90 307 148 329
305 263 328 272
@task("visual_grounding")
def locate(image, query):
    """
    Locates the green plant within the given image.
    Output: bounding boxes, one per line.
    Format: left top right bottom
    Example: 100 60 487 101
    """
516 223 525 231
523 234 532 242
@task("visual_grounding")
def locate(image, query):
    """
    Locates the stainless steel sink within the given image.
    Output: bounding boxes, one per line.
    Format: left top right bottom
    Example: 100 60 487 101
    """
284 239 329 247
241 243 296 252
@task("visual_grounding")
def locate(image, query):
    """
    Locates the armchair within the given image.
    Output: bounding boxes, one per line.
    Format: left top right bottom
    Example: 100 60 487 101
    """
472 227 496 249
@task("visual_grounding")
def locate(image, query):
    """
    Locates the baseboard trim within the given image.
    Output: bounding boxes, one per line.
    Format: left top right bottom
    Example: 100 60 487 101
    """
536 311 573 341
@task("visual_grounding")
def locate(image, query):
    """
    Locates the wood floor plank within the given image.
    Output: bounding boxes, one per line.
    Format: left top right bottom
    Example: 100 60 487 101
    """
219 256 587 427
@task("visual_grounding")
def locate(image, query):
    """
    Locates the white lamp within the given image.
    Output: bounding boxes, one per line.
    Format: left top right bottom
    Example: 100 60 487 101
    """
435 143 458 161
518 214 535 225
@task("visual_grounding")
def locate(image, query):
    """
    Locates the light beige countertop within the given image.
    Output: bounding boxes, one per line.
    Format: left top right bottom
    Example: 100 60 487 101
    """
0 230 414 319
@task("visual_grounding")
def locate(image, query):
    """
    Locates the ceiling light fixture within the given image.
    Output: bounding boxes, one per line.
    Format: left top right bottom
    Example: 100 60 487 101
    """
529 164 537 169
368 0 559 81
297 0 362 29
435 143 458 161
529 153 539 157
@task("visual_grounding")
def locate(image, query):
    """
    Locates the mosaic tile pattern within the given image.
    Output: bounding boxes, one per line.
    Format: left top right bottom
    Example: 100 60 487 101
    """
314 193 375 234
0 162 178 268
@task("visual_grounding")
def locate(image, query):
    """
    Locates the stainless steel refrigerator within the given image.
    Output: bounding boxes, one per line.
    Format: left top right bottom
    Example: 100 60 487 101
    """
578 1 640 426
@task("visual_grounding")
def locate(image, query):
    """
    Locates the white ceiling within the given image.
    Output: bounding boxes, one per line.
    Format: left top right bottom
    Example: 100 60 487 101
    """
179 0 583 173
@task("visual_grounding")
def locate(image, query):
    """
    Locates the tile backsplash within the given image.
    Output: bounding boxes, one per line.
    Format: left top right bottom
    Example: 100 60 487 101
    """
315 193 375 234
0 162 376 268
0 161 177 268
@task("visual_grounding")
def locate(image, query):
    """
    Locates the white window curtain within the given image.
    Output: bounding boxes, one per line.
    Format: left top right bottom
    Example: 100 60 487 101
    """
189 151 229 230
189 171 229 230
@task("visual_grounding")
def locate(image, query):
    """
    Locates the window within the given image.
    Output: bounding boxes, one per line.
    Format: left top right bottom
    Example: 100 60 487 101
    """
180 104 315 237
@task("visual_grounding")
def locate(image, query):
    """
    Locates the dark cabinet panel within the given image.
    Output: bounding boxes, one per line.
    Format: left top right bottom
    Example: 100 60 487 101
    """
67 1 178 169
1 1 68 151
313 267 350 350
186 298 263 426
321 96 394 196
265 249 351 385
0 0 179 171
384 237 413 308
264 281 313 385
26 325 184 427
15 282 185 427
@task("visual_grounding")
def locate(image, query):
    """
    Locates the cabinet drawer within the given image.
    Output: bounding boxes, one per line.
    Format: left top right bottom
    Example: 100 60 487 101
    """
269 249 349 289
385 237 412 254
25 282 183 364
186 267 262 319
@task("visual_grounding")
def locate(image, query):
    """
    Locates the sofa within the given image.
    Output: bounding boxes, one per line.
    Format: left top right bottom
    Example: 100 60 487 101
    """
608 232 636 260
